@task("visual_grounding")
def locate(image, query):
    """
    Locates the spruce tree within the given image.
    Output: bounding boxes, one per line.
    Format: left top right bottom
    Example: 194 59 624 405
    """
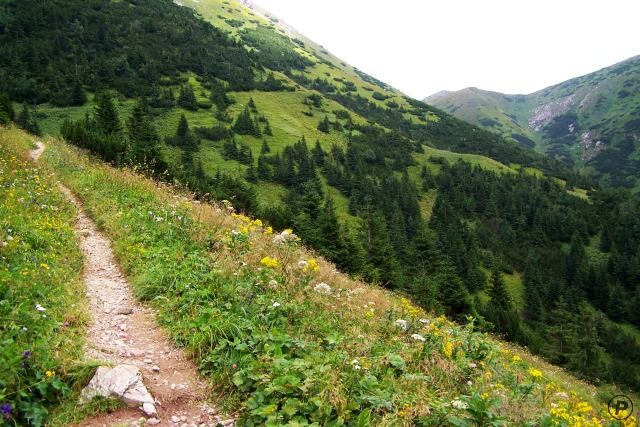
312 139 325 167
178 84 198 110
264 119 273 136
245 163 257 183
544 297 579 365
488 267 512 309
127 99 160 166
95 92 121 136
233 106 258 135
260 140 271 154
247 97 257 112
16 104 41 135
257 154 271 180
70 79 87 106
0 92 15 125
317 115 331 133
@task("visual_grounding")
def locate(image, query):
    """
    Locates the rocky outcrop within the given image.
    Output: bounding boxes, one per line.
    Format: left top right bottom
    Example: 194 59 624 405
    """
528 94 576 131
580 130 606 161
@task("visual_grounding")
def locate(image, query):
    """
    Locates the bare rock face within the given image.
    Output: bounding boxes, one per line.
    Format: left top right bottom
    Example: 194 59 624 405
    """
528 94 576 131
580 130 606 160
80 365 157 416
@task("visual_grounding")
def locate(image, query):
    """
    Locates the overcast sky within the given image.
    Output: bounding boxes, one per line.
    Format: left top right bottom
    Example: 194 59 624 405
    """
254 0 640 99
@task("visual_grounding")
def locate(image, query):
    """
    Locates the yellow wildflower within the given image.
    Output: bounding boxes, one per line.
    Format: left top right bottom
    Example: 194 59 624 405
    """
264 226 273 235
45 370 55 378
304 258 319 273
260 256 279 269
511 355 521 362
442 340 453 359
575 401 592 413
40 263 49 270
528 368 543 379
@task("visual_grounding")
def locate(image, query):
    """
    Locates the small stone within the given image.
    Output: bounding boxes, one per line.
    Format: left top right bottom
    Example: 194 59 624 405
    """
220 420 234 426
170 383 176 390
152 365 160 373
144 358 153 364
142 402 157 417
180 416 187 422
171 415 181 423
80 229 91 237
119 324 127 331
147 418 161 426
115 306 134 315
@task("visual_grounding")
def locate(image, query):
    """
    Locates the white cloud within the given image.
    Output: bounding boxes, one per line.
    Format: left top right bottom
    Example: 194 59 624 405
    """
254 0 640 98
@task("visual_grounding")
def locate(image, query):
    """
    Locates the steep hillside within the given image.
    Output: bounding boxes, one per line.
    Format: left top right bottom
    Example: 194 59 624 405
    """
4 126 639 425
2 0 640 403
425 55 640 189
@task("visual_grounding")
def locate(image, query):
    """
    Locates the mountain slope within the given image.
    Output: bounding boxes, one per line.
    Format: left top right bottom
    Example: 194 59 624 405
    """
425 55 640 189
6 126 638 425
2 0 640 400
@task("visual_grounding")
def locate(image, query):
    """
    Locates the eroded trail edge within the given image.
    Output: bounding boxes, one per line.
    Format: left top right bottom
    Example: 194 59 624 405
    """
30 143 232 427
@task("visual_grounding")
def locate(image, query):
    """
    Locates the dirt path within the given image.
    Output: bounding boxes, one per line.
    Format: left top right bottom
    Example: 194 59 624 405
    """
30 142 233 427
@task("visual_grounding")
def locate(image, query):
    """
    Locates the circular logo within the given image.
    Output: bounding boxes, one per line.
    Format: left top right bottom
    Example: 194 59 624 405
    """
608 394 633 420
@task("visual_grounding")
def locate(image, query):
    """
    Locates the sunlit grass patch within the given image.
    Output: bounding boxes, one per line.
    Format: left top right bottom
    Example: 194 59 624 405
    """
0 127 87 425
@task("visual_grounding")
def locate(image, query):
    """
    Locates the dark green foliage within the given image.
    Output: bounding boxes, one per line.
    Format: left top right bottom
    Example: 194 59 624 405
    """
70 79 87 106
260 140 271 154
209 82 234 110
233 106 261 137
95 92 122 136
126 100 162 168
221 139 253 165
178 85 198 111
15 104 41 136
317 115 331 133
0 93 15 125
194 125 231 142
0 0 257 105
149 87 176 109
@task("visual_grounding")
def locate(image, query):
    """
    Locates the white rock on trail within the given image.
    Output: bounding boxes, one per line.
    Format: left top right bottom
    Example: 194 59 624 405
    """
80 365 157 416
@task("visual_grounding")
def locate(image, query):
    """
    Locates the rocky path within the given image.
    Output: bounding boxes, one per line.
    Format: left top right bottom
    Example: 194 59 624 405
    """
30 143 233 427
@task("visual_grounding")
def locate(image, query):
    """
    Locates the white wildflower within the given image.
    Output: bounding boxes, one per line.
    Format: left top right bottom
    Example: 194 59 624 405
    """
313 282 332 295
419 318 430 324
231 229 240 236
451 400 468 410
7 235 13 241
411 333 426 342
35 304 46 312
554 392 569 400
272 302 281 308
468 362 477 369
297 260 308 269
394 319 408 331
467 380 473 386
268 279 278 286
350 359 361 370
272 229 298 244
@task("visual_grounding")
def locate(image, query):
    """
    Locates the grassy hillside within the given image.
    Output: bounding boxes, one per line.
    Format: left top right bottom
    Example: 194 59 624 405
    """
3 126 634 425
3 0 639 405
425 55 640 190
0 128 89 425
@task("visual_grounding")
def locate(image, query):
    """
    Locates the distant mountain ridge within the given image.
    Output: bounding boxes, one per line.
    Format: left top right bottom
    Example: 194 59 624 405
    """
425 55 640 189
